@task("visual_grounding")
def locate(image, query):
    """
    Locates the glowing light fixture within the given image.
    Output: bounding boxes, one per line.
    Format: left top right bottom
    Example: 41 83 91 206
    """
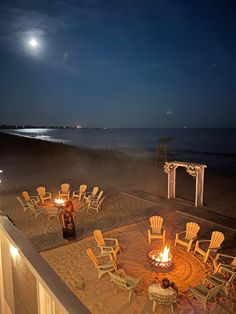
10 245 19 258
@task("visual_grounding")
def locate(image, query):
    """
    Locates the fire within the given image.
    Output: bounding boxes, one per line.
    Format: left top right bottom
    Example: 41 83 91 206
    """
54 198 65 205
148 246 173 270
160 246 170 262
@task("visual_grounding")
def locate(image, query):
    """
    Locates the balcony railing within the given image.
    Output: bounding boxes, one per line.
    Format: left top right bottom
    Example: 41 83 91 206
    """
0 214 90 314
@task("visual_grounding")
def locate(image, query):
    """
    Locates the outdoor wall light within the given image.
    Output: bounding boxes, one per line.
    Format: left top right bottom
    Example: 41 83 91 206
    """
10 245 19 258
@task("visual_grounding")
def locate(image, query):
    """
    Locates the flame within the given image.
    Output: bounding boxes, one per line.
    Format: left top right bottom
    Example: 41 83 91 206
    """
55 198 65 205
160 246 170 262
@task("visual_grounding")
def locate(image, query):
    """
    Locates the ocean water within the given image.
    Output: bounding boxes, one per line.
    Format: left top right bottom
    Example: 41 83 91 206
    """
2 128 236 173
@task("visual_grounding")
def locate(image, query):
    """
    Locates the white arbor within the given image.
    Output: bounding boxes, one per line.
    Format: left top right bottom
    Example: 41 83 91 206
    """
164 161 207 207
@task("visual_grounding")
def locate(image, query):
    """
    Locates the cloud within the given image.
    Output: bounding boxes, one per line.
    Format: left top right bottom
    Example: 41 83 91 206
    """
63 52 68 62
166 111 174 115
0 5 77 43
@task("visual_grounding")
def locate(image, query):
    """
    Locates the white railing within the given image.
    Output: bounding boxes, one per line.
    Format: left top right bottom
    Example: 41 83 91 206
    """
0 214 90 314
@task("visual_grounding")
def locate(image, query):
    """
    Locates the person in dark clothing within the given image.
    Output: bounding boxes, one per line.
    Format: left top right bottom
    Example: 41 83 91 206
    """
61 200 76 240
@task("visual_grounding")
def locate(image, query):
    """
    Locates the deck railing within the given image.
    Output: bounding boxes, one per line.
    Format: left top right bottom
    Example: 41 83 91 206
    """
0 214 90 314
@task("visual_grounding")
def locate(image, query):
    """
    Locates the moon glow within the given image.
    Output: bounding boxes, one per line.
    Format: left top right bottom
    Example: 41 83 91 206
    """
29 38 39 48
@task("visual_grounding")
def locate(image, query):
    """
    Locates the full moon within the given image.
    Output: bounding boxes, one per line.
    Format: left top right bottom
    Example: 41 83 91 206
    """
28 38 39 48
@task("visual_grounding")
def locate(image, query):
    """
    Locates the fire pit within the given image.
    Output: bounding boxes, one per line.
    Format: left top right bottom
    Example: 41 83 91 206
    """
148 246 173 271
54 198 66 206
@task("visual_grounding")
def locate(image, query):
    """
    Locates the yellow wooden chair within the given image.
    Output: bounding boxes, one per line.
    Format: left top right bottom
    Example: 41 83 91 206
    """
174 222 200 252
93 229 120 260
37 186 52 204
147 216 166 244
59 183 70 200
86 248 117 279
16 196 31 212
22 191 40 204
72 184 87 201
109 269 141 302
194 231 225 263
213 253 236 272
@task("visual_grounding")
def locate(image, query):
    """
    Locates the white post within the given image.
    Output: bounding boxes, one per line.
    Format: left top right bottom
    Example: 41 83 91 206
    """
168 167 176 199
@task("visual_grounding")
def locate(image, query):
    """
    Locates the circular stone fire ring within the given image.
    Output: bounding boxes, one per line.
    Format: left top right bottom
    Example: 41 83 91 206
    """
148 249 174 272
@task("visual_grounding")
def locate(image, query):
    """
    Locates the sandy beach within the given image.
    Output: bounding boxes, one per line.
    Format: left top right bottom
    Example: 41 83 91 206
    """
0 132 236 313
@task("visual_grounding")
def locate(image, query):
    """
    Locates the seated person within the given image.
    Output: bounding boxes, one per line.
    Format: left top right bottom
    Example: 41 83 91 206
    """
148 277 178 301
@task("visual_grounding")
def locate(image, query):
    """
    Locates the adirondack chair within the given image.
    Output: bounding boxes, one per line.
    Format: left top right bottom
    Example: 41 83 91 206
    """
84 186 99 204
72 184 87 201
86 248 117 279
149 292 175 313
16 196 31 212
37 186 52 204
174 222 200 252
59 183 70 200
88 196 105 213
93 229 120 260
194 231 225 263
27 200 45 218
207 266 236 297
109 269 141 302
213 253 236 272
147 216 166 244
22 191 40 204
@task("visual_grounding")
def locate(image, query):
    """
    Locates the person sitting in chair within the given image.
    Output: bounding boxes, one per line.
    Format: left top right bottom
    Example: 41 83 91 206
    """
148 277 178 301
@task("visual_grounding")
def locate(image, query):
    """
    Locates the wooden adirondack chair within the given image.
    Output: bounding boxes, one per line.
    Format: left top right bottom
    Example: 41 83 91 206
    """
27 200 45 218
213 253 236 272
37 186 52 204
188 278 223 311
208 266 236 297
87 196 105 214
86 248 117 279
174 222 200 252
72 184 87 201
194 231 225 263
149 293 175 313
16 196 31 212
147 216 166 244
22 191 40 204
93 229 120 260
59 183 70 200
109 269 141 302
84 186 99 204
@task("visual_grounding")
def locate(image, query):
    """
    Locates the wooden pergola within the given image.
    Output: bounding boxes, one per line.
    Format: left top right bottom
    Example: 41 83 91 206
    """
164 161 207 207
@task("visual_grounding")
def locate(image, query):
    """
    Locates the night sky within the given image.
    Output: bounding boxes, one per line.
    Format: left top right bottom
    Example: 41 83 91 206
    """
0 0 236 128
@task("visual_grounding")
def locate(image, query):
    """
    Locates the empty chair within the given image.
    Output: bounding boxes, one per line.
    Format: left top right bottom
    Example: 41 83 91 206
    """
109 269 141 302
93 229 120 260
208 266 236 297
16 196 31 212
174 222 200 252
213 253 236 272
188 277 223 311
72 184 87 201
27 200 45 218
194 231 225 263
147 216 166 244
84 186 99 204
59 183 70 200
88 196 105 213
37 186 52 204
86 248 117 279
22 191 40 204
